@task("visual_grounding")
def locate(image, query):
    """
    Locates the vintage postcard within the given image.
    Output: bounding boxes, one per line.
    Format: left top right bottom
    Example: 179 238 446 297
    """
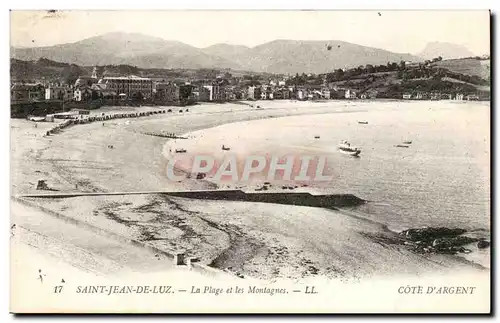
9 10 491 314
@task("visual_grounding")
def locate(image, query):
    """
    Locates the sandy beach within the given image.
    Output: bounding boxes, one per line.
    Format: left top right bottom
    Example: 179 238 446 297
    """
10 100 489 281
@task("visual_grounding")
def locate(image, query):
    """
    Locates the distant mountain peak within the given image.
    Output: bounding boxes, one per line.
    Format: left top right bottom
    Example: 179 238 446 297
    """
417 42 475 60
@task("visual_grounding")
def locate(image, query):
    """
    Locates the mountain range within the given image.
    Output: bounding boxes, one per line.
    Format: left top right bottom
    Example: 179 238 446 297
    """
10 32 475 74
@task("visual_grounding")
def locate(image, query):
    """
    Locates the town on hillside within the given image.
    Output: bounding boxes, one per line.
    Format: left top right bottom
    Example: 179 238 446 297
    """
10 55 490 118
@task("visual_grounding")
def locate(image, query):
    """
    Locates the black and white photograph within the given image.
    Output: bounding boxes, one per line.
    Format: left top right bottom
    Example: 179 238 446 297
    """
8 9 491 313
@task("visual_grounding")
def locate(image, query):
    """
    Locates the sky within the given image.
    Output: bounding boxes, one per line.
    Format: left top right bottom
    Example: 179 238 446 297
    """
10 10 491 55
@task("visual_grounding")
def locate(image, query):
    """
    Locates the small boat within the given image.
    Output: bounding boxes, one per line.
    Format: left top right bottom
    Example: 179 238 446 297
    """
222 145 231 151
395 144 410 148
175 148 187 153
339 140 361 156
402 140 412 144
358 121 369 125
314 135 320 139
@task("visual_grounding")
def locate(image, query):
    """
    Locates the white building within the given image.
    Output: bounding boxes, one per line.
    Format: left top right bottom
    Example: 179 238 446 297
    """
73 86 93 102
45 86 72 100
345 89 357 99
203 85 221 101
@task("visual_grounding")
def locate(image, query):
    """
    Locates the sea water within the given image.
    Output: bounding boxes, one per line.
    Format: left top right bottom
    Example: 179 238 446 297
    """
177 100 490 233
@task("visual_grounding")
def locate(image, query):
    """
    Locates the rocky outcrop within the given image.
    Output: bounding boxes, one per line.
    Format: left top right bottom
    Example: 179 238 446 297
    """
399 227 479 255
477 240 491 249
401 227 467 241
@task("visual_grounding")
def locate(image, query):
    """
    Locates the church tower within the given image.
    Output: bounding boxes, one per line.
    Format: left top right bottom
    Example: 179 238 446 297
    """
91 66 98 79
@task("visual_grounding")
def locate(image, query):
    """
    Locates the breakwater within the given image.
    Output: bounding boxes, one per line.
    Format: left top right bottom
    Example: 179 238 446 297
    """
19 190 366 208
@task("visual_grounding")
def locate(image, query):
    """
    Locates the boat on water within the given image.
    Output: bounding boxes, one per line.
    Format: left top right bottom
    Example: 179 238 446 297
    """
222 145 231 151
395 144 410 148
402 140 412 144
175 148 187 153
339 140 361 156
358 121 369 125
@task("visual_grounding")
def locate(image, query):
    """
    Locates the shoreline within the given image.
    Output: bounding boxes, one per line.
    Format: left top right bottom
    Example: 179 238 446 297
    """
11 100 490 279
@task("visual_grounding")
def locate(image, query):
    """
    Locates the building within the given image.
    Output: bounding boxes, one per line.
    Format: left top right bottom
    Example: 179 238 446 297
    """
414 92 429 100
260 87 274 100
155 83 180 104
98 76 153 99
273 88 290 100
297 89 308 100
402 93 412 99
45 85 72 100
11 83 45 101
455 93 465 100
466 94 479 101
404 61 420 68
322 89 331 99
247 86 261 100
430 93 441 100
310 91 321 100
73 86 93 102
224 87 237 101
345 89 357 99
195 86 211 102
234 88 247 100
203 85 222 101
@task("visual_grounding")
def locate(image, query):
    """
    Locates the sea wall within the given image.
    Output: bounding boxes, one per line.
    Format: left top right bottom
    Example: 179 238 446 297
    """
20 190 366 208
163 190 366 208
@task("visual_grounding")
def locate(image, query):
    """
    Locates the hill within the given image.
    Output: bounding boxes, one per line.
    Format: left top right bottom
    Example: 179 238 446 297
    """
11 32 422 74
432 58 490 80
417 42 475 60
10 58 91 82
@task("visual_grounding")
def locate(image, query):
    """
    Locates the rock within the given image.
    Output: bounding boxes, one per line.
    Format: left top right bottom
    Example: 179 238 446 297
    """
400 227 467 242
477 240 490 249
431 236 477 250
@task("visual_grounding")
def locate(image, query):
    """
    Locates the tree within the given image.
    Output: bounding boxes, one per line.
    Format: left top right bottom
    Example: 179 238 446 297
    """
334 68 344 80
62 65 81 86
366 64 375 74
399 60 406 70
